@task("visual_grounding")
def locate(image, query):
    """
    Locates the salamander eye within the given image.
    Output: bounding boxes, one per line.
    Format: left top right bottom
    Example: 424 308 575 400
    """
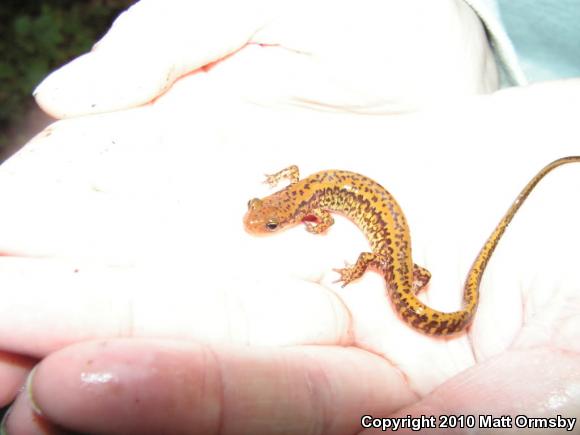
265 219 279 231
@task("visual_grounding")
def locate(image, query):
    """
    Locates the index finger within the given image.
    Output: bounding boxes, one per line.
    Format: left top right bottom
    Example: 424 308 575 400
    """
34 0 269 118
0 256 352 358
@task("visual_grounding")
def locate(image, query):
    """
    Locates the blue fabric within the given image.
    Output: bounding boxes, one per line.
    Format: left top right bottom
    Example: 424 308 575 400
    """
463 0 527 86
497 0 580 82
466 0 580 86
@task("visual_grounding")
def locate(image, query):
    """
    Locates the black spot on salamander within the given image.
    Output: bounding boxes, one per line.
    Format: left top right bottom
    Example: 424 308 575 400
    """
426 320 439 329
435 321 449 334
411 314 428 327
400 308 410 320
447 321 461 334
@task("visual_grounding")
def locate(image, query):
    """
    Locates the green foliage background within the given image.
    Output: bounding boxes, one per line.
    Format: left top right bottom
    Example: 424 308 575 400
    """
0 0 134 161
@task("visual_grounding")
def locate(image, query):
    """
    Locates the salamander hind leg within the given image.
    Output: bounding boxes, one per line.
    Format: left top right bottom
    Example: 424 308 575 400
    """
333 252 384 288
264 165 300 188
412 264 431 294
304 209 334 234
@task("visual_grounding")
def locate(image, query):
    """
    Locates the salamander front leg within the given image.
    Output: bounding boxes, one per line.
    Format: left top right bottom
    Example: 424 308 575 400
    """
263 165 300 188
304 209 334 234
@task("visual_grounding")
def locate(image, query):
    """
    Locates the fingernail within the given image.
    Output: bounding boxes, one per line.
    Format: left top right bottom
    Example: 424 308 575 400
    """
25 366 42 416
0 404 12 435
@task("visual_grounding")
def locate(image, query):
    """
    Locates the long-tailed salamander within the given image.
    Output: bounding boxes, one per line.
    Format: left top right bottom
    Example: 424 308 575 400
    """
243 156 580 335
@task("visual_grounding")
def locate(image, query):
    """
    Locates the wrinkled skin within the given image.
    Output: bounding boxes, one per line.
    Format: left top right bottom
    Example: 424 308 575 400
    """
1 0 580 433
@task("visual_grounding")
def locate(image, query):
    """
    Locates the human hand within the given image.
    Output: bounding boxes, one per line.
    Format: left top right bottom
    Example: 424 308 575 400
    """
2 76 580 432
2 0 580 431
34 0 498 119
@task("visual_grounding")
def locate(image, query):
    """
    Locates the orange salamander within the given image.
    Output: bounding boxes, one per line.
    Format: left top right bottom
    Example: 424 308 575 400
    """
243 156 580 335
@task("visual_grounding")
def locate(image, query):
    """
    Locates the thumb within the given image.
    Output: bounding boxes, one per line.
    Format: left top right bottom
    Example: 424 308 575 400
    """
34 0 270 118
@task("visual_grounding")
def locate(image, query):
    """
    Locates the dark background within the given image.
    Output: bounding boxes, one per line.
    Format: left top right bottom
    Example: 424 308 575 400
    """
0 0 134 162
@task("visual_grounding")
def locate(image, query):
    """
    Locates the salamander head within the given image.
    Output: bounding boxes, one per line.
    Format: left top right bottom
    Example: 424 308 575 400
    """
244 196 297 234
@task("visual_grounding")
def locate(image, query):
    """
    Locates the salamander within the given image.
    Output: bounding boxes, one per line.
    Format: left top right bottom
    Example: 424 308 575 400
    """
243 156 580 335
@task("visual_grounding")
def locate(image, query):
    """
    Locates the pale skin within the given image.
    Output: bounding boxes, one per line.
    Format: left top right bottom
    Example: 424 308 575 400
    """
1 0 580 433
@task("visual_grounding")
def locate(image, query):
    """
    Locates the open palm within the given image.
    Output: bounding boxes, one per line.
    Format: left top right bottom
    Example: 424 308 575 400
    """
1 0 579 433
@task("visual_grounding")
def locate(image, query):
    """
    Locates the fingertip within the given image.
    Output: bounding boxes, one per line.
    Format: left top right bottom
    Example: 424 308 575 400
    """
33 0 266 119
31 339 223 434
34 50 171 118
